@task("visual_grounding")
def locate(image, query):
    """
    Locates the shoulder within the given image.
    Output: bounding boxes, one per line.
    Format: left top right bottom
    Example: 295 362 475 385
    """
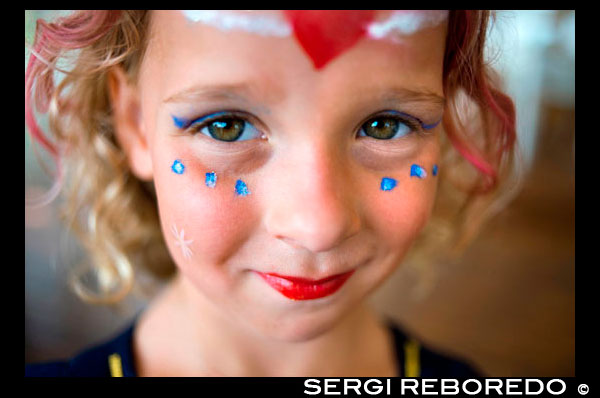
387 320 482 377
25 322 137 377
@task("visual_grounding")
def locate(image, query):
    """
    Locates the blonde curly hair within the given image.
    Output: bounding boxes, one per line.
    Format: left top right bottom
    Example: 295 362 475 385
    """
25 10 519 304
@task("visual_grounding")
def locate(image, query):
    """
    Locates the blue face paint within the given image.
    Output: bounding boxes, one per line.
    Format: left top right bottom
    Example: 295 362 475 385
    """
380 177 397 191
235 179 250 196
422 118 442 130
172 115 190 129
205 172 217 188
383 111 442 131
171 159 185 174
172 112 235 130
432 164 438 176
410 164 427 179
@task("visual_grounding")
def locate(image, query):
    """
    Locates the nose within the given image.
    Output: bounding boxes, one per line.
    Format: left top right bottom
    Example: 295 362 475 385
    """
263 140 361 253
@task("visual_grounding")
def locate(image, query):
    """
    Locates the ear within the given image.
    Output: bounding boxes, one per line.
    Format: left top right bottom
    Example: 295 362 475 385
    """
107 66 153 181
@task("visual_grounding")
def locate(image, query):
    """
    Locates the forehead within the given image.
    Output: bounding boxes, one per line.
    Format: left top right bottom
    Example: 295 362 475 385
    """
177 10 448 40
142 11 448 104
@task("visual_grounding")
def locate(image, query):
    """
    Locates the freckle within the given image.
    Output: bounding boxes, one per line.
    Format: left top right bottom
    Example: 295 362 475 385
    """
171 159 185 175
380 177 397 191
205 172 217 188
410 164 427 179
432 164 438 176
235 179 251 196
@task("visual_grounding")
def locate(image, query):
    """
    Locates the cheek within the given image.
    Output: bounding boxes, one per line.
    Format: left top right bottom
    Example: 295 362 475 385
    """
364 159 439 255
375 177 437 246
153 150 258 270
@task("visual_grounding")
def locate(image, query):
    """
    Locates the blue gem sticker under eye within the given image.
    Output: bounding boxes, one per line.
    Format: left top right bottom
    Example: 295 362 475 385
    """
410 164 427 179
380 177 397 191
432 164 438 176
235 179 250 196
205 172 217 188
171 159 185 175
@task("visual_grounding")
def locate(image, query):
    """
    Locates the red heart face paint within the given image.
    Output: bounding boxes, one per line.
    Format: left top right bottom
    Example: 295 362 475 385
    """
283 10 375 69
181 10 449 69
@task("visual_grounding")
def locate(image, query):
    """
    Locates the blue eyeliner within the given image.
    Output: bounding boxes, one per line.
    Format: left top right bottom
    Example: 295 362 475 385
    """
432 164 438 176
384 110 441 131
422 119 442 130
172 111 233 130
172 115 190 129
380 177 397 191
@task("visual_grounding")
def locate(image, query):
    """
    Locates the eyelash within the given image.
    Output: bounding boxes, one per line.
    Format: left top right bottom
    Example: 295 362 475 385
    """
357 111 427 140
174 110 435 142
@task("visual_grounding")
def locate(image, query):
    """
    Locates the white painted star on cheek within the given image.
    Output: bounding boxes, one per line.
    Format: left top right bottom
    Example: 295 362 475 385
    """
171 223 194 259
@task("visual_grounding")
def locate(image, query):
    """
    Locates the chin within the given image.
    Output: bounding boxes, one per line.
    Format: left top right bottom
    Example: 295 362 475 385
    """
245 298 358 343
273 318 338 343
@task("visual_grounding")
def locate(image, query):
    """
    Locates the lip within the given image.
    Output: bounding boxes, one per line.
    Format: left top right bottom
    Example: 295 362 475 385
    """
255 270 356 300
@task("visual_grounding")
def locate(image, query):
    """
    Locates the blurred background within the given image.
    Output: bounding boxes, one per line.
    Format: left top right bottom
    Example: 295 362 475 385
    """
25 10 575 376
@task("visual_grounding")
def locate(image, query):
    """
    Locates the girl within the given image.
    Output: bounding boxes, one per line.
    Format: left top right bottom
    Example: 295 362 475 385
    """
25 10 516 377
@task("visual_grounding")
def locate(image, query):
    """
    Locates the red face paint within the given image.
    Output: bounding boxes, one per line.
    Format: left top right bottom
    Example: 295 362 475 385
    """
255 270 356 300
283 10 375 69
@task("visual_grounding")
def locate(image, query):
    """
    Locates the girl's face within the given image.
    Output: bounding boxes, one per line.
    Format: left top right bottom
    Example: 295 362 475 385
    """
129 10 447 341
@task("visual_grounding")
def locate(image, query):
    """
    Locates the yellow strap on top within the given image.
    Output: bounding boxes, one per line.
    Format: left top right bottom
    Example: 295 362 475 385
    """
108 353 123 377
403 339 421 377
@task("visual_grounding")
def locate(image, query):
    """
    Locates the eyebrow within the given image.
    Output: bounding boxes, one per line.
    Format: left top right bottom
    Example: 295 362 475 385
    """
378 87 445 109
163 82 274 108
163 82 276 117
163 82 445 113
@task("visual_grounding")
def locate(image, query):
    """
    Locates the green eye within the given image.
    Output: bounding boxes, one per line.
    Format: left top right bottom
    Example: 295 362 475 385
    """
359 116 412 140
358 112 424 140
206 118 246 142
363 117 403 139
182 111 263 142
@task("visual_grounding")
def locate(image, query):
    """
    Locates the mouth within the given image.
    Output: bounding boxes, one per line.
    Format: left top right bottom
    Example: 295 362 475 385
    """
254 270 356 300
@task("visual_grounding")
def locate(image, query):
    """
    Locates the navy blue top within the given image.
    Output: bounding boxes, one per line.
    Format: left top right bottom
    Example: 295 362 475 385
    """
25 320 480 377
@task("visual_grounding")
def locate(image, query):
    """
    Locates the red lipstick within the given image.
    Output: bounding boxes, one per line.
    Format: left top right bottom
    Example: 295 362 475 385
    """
255 270 355 300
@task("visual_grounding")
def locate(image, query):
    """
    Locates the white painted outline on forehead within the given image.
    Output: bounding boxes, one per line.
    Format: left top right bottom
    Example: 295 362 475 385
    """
181 10 292 37
367 10 449 41
181 10 448 42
